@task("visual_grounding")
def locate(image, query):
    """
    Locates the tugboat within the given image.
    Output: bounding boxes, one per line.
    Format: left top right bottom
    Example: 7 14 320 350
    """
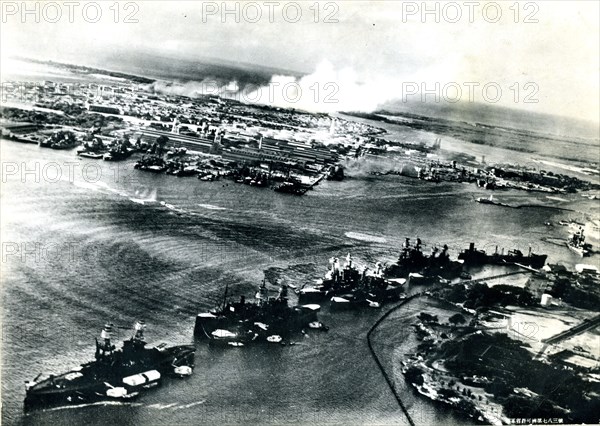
194 280 326 345
273 178 309 195
40 130 80 150
103 137 135 161
77 136 107 158
458 242 548 268
475 194 511 207
134 156 168 173
567 228 592 257
384 238 463 282
166 162 198 177
78 151 104 159
24 320 195 409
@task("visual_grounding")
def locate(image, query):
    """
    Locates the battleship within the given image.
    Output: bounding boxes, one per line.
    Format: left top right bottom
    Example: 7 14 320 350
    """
24 321 195 409
458 242 548 268
297 254 405 305
384 238 464 282
194 281 327 346
567 227 592 257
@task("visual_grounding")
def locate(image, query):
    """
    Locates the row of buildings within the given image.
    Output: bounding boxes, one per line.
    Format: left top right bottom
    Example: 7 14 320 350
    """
133 127 338 168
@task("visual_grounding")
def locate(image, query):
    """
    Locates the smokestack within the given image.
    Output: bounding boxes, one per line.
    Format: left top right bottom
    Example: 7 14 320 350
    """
469 242 475 252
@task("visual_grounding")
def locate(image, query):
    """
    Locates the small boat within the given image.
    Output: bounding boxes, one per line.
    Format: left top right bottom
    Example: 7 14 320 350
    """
103 148 134 161
330 294 380 310
308 321 329 331
266 335 282 343
211 329 237 339
173 366 193 377
476 194 510 207
78 151 104 159
147 165 167 173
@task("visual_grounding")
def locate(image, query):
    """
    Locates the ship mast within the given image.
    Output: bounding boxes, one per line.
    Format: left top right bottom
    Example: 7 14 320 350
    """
132 319 146 342
95 323 116 360
221 282 229 312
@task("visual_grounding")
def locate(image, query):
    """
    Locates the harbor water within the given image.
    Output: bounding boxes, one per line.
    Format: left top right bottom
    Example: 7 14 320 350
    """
1 134 595 425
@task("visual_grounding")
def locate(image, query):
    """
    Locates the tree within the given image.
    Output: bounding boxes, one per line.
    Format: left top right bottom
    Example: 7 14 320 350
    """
156 135 170 146
418 312 439 323
449 313 466 326
404 366 424 386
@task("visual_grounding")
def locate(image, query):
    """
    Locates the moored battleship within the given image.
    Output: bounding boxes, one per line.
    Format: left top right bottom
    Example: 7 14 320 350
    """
194 281 326 346
458 242 548 268
297 254 405 305
24 321 195 409
384 238 464 282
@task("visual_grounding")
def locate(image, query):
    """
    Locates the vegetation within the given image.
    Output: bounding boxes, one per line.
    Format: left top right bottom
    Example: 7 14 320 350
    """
418 312 439 323
0 107 123 130
548 275 600 311
404 366 424 386
435 332 600 423
442 283 536 308
448 313 466 326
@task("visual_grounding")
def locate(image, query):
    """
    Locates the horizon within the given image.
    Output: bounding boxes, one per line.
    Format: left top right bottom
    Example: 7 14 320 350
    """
1 2 599 126
4 54 599 141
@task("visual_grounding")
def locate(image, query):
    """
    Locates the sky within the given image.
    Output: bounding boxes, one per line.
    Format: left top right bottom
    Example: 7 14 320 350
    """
1 1 599 123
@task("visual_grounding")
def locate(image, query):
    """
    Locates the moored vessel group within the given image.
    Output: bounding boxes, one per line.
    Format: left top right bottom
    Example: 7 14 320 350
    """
25 237 550 411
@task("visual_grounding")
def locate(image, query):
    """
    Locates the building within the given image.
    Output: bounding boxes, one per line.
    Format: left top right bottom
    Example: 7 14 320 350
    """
134 128 338 167
0 122 40 133
87 104 122 115
550 350 599 371
133 128 214 154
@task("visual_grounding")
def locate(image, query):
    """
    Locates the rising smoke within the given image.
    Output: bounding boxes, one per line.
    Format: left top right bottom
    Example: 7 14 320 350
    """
141 60 401 114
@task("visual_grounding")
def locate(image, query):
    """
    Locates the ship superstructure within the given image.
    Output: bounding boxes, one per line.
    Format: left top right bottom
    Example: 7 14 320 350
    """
24 321 195 409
